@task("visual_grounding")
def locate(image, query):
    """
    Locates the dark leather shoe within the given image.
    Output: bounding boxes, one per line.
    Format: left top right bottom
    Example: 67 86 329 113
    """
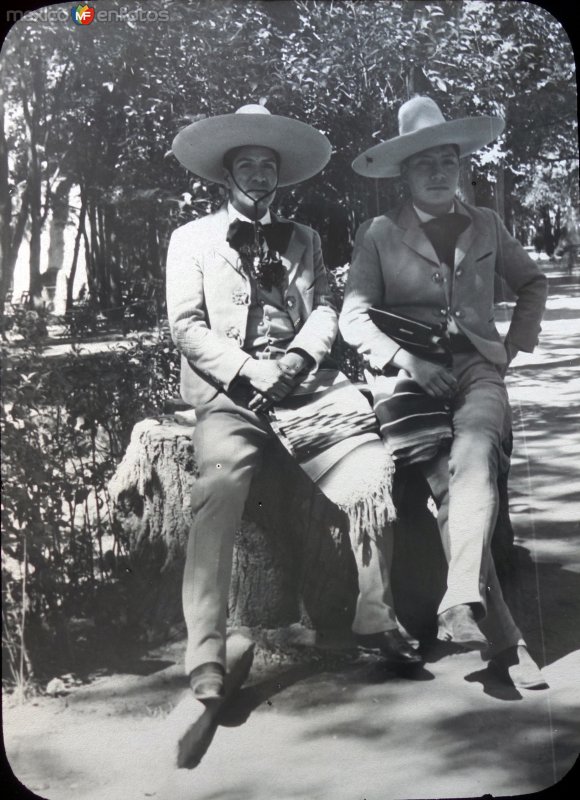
490 645 548 690
188 662 225 702
355 629 423 665
437 605 488 650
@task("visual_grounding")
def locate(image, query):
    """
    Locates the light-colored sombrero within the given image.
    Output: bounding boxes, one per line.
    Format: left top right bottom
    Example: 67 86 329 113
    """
352 96 505 178
172 104 331 186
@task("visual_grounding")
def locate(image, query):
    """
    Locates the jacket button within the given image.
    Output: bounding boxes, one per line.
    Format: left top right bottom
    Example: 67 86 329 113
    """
455 269 463 277
432 272 443 283
440 308 447 316
454 310 464 318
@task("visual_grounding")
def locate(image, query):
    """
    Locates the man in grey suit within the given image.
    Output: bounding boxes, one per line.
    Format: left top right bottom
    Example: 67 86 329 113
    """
167 104 422 701
340 96 548 689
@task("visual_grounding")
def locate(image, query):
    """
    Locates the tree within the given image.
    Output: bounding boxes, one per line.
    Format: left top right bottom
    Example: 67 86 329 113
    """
1 0 576 307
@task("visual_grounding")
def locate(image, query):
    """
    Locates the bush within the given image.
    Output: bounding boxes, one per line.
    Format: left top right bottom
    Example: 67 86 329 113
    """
1 325 180 689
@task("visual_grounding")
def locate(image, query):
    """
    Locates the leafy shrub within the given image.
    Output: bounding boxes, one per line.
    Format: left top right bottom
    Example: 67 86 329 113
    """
7 307 49 344
1 325 180 689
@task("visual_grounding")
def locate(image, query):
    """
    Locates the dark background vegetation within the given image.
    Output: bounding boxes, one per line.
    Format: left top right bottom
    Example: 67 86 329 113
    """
0 0 578 691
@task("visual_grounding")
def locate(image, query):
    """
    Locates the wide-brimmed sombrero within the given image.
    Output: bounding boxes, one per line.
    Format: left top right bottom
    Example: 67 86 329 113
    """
172 104 332 186
352 96 505 178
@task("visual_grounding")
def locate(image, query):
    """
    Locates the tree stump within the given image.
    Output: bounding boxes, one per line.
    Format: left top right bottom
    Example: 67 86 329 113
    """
108 413 359 643
109 413 515 645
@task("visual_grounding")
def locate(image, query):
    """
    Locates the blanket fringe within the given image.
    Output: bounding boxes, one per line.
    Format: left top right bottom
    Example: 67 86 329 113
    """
334 455 396 565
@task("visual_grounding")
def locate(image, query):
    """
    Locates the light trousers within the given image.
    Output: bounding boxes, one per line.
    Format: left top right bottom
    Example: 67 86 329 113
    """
182 393 396 674
420 351 523 654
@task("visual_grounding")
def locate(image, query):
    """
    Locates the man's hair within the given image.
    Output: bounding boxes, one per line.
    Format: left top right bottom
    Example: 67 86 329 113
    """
222 146 281 173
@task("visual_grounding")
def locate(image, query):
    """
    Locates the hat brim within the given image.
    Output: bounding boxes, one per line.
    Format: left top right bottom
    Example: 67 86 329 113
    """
172 113 331 187
352 116 505 178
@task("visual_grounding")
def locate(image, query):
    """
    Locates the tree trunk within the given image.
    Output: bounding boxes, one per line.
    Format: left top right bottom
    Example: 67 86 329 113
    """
104 205 123 318
0 88 11 310
495 163 505 222
542 205 555 256
47 178 73 274
504 168 515 234
21 65 43 305
108 417 358 643
459 161 476 206
66 193 87 312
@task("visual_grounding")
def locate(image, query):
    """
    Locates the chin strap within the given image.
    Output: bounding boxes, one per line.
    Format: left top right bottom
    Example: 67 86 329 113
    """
227 172 280 264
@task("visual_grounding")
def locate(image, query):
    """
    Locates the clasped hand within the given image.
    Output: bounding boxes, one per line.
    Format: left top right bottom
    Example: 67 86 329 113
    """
394 351 457 399
240 353 310 412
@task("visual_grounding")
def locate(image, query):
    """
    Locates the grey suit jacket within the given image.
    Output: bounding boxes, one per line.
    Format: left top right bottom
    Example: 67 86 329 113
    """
339 200 548 370
166 207 337 406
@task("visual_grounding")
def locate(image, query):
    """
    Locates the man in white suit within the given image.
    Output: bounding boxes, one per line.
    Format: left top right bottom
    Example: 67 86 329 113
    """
167 105 421 701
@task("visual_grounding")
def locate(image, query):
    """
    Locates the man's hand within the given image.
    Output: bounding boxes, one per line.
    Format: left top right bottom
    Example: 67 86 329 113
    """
237 359 296 413
239 360 294 395
392 350 457 399
241 352 313 413
504 341 519 367
277 351 312 380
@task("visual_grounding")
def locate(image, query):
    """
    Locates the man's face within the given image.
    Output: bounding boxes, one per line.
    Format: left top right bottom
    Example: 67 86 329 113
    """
224 145 279 219
402 144 460 216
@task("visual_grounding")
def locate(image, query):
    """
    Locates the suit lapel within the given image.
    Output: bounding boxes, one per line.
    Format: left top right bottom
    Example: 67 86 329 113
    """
399 201 477 269
398 204 440 266
275 216 305 286
454 200 476 268
211 207 248 278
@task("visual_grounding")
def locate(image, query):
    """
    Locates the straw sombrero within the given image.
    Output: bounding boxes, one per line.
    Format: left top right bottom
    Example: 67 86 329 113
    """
172 104 331 186
352 96 505 178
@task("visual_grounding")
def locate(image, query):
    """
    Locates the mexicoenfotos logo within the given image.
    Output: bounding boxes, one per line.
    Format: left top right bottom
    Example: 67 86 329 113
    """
71 5 95 25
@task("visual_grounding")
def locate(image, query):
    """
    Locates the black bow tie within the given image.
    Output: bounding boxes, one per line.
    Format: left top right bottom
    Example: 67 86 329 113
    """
226 218 293 291
226 218 293 256
421 212 470 267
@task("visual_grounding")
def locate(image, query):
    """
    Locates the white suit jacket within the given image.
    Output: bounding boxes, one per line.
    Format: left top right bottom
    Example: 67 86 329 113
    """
166 207 337 406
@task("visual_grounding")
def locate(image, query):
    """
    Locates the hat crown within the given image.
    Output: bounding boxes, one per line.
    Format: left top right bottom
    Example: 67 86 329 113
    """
398 96 447 137
235 104 271 116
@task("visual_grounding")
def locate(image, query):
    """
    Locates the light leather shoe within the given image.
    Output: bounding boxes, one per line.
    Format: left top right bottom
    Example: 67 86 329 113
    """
437 604 489 650
490 645 549 690
188 662 225 702
355 629 423 665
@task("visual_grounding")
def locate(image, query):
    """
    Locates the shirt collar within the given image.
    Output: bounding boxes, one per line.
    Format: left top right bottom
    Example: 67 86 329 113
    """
413 201 456 223
227 202 271 226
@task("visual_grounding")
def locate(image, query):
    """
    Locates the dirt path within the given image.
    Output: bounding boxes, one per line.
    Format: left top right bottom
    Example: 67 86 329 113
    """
4 268 580 800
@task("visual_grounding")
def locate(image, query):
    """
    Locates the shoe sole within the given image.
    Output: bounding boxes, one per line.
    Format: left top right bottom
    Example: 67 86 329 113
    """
356 643 423 666
437 627 488 651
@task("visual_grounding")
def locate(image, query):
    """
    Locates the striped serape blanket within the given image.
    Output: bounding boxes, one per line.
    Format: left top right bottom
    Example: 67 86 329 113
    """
267 371 396 559
373 377 452 466
268 372 380 481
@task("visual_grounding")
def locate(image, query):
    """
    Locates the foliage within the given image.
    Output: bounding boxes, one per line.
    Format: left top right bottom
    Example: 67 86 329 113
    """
1 328 180 686
6 306 49 343
0 0 576 313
